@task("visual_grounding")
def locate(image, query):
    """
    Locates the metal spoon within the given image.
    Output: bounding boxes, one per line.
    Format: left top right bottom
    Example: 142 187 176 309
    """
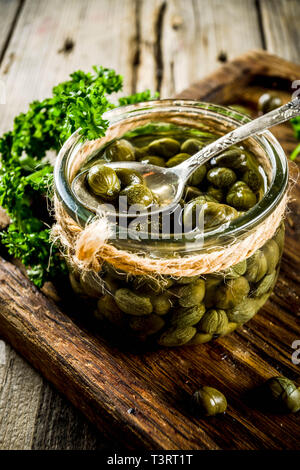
72 97 300 217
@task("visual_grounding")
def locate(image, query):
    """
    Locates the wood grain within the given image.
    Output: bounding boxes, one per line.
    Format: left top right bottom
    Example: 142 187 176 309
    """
0 49 300 450
260 0 300 63
0 0 22 61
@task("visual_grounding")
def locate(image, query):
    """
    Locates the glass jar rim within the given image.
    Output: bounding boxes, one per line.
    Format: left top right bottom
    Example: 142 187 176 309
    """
54 99 288 256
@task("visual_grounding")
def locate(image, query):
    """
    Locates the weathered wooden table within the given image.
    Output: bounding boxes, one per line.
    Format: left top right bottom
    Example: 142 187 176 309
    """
0 0 300 450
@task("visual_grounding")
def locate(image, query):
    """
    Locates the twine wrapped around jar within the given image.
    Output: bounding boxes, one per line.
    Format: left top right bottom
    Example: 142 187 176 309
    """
51 191 288 279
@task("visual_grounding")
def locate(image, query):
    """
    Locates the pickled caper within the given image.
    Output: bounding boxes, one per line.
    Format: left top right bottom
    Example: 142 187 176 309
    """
264 376 300 413
207 167 237 188
192 386 227 416
215 276 250 309
105 139 136 161
129 314 165 336
183 200 238 230
115 288 153 315
226 181 257 211
242 168 263 192
227 298 259 324
120 183 154 207
210 148 250 172
262 239 280 273
245 250 268 283
203 277 222 308
166 153 190 168
87 164 121 200
177 279 206 307
207 186 224 202
183 186 202 201
170 304 206 328
148 137 180 158
115 168 144 187
253 271 277 297
158 326 197 347
151 293 172 315
97 294 125 327
140 156 166 167
198 309 228 335
188 165 207 186
187 332 213 345
181 138 205 154
222 260 247 280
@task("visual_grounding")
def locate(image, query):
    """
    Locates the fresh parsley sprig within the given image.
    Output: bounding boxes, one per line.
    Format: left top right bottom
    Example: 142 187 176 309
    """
0 66 157 287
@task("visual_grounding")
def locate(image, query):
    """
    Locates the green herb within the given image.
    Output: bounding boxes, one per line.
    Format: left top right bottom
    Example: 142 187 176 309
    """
290 117 300 160
0 66 157 287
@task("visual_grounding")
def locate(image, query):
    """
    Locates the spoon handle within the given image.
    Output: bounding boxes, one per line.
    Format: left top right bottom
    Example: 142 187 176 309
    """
177 97 300 180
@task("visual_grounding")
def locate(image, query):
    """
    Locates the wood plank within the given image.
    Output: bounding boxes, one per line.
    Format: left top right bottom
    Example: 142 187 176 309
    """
260 0 300 63
0 0 139 450
0 50 300 449
0 0 22 59
158 0 263 97
0 0 137 134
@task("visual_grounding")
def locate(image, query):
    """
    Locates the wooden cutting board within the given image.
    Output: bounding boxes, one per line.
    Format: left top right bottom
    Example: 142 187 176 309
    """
0 50 300 450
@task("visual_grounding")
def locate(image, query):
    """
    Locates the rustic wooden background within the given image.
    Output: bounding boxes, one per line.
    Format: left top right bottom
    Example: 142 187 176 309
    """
0 0 300 451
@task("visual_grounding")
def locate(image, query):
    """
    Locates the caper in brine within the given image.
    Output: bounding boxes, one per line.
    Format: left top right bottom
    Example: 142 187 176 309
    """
207 185 224 202
148 137 180 158
151 293 172 315
207 167 237 188
215 276 250 309
227 298 259 324
202 202 239 229
222 260 247 280
253 270 277 297
226 181 257 211
183 186 203 201
158 326 197 347
170 304 206 328
120 183 154 207
245 250 268 283
181 138 205 154
115 168 144 188
203 277 222 308
115 288 153 315
187 332 213 345
105 139 136 161
242 168 263 192
97 294 125 327
129 314 165 336
166 153 190 168
140 156 166 167
192 386 227 416
262 239 280 273
273 222 285 252
198 309 228 335
177 279 206 307
264 376 300 413
210 148 249 172
87 164 121 200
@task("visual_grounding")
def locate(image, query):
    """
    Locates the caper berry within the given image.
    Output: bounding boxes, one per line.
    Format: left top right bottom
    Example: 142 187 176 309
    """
265 376 300 413
226 181 257 211
120 183 154 207
192 386 227 416
87 164 121 200
105 139 136 161
148 137 180 158
115 168 144 187
207 167 237 188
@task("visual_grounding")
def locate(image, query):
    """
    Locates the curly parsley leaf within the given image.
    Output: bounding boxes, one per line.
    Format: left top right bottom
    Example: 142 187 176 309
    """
0 66 157 286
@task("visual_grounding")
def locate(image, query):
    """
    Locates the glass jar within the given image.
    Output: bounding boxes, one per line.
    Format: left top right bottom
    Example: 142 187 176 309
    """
54 100 288 347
